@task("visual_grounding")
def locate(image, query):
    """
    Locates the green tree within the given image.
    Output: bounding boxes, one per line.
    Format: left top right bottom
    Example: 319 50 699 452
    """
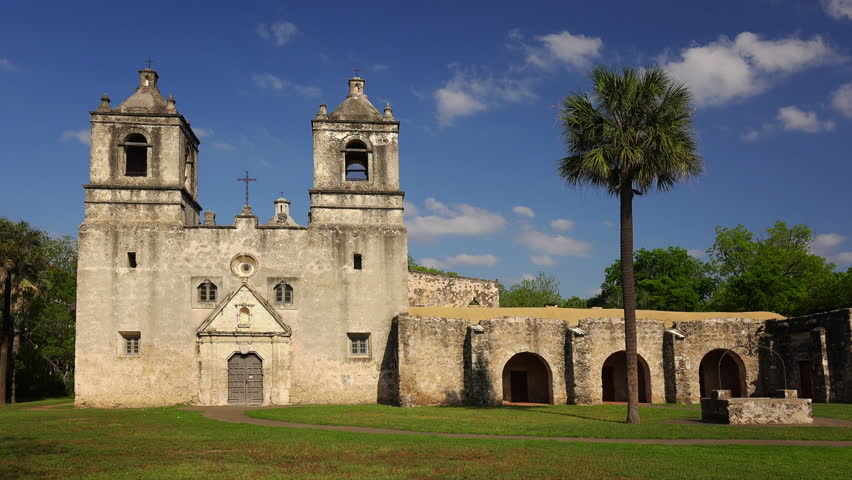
558 66 702 423
15 235 77 398
407 256 458 276
499 272 564 307
0 219 48 403
561 296 588 308
709 222 839 316
593 247 715 311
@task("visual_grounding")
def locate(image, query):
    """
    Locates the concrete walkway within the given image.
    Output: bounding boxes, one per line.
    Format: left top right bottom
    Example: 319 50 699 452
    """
185 406 852 447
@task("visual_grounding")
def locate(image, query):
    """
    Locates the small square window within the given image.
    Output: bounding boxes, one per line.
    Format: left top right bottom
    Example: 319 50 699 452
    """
353 254 363 270
127 252 137 268
348 333 370 358
120 332 141 356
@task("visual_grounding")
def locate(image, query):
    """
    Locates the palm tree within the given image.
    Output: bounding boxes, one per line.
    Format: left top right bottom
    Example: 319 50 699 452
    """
558 66 702 423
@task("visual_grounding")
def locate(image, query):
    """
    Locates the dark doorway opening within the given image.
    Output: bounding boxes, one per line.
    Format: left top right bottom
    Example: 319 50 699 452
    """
601 351 651 403
798 360 814 399
699 349 746 398
502 352 552 404
228 352 263 405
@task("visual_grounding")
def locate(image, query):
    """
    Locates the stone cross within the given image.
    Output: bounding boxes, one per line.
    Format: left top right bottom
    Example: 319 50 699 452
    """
237 170 256 206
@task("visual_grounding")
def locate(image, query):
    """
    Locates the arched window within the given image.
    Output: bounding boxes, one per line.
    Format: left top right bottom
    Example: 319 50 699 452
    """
197 280 217 302
124 133 149 177
344 140 368 181
274 282 293 304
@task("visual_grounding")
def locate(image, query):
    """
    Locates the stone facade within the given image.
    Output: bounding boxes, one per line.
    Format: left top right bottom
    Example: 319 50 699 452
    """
407 271 499 307
74 68 852 410
396 311 852 407
765 308 852 403
75 70 407 407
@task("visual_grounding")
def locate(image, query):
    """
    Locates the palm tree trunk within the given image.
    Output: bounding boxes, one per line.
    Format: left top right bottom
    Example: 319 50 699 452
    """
620 180 640 424
0 274 11 404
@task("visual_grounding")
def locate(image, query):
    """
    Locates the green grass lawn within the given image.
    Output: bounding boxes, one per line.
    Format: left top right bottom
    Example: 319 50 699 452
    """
0 400 849 480
247 403 852 440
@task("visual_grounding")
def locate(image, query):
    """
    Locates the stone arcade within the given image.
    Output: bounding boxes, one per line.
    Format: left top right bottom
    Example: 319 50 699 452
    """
74 68 852 408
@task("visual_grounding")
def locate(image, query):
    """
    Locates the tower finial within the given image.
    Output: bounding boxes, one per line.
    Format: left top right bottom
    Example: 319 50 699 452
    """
145 57 154 69
96 94 112 112
383 103 394 121
353 67 360 77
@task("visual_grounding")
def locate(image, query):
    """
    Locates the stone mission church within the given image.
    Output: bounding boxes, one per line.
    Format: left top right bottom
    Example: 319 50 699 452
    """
76 68 852 408
76 68 410 407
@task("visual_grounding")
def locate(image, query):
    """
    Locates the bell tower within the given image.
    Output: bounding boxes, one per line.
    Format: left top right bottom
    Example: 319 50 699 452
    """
85 68 202 226
309 75 403 225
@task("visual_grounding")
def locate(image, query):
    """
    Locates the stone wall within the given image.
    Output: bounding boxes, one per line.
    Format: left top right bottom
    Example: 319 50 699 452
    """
407 271 499 307
765 308 852 403
397 315 469 406
668 318 766 404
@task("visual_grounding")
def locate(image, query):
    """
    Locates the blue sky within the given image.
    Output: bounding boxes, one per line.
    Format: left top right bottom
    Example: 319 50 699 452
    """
1 0 851 297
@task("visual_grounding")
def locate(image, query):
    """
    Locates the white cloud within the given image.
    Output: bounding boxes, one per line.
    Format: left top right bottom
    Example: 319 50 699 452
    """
213 142 237 151
550 219 574 232
832 83 852 118
823 0 852 20
61 129 89 145
521 273 536 281
525 31 603 69
517 229 592 257
811 233 852 264
254 73 285 90
434 66 535 126
193 127 213 138
812 233 846 256
434 86 487 126
406 198 507 241
742 129 764 142
687 249 707 258
0 58 12 71
253 73 321 97
530 255 556 266
421 254 499 269
513 205 535 218
777 106 836 133
403 200 419 217
746 105 835 141
256 21 298 46
835 252 852 264
662 32 840 106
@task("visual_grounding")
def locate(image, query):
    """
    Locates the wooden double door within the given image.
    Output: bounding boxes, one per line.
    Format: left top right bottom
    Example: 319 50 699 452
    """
228 353 263 405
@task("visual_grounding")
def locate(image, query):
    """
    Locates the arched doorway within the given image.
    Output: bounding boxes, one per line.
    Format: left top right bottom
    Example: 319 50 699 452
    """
601 351 651 403
228 352 263 405
699 349 746 398
502 352 552 404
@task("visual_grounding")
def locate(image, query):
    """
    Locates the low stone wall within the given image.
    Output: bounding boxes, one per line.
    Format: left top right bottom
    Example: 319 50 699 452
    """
407 271 499 307
701 390 813 424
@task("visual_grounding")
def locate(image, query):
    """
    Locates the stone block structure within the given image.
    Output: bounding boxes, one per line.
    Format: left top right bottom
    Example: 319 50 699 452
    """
407 271 499 307
74 68 852 409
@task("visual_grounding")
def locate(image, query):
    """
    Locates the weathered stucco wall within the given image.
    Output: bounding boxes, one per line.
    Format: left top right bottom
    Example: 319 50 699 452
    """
407 271 499 307
75 72 408 408
397 315 469 406
766 309 852 403
667 319 766 404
